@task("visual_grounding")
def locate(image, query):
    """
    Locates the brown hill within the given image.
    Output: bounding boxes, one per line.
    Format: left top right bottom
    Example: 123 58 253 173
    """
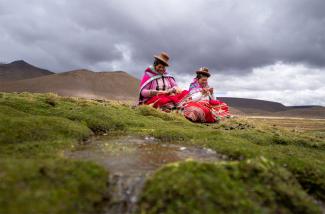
0 60 54 82
0 69 140 101
219 97 325 118
218 97 287 112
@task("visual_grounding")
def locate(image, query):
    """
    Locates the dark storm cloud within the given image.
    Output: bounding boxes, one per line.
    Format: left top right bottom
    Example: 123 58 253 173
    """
1 0 325 105
1 0 325 75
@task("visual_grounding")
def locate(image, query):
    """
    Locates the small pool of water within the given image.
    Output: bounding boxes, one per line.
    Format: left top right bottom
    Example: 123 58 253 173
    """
66 135 224 214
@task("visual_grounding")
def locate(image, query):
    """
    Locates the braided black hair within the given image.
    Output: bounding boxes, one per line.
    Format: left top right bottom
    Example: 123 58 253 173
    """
196 73 210 79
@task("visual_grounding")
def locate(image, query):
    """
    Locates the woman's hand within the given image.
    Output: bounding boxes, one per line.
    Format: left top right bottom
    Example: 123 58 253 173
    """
201 88 209 95
167 88 176 94
174 87 182 94
209 88 214 94
157 90 169 95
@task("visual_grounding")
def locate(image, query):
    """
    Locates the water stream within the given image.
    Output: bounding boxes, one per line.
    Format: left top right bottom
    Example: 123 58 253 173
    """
66 135 224 214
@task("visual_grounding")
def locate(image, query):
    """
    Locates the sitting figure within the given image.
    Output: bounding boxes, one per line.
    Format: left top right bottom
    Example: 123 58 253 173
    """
183 67 231 123
189 67 215 102
138 52 188 110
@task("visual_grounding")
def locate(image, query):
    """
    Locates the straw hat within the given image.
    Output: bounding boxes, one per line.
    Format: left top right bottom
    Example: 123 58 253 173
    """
196 67 210 77
154 52 170 66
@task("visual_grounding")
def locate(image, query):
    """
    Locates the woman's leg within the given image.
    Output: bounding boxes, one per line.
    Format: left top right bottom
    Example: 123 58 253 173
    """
183 101 216 123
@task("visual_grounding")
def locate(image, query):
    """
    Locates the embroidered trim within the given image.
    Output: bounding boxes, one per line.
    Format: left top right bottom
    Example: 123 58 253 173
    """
139 74 175 95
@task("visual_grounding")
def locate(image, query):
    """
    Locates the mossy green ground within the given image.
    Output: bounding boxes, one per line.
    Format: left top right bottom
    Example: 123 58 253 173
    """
139 159 320 214
0 92 324 213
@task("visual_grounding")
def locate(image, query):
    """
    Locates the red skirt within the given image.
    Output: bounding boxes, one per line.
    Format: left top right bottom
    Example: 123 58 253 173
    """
145 90 189 109
183 100 230 123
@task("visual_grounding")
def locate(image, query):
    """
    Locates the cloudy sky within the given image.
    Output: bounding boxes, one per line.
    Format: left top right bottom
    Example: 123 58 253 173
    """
0 0 324 106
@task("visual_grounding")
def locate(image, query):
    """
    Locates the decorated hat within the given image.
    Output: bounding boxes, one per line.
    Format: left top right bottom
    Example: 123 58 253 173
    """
196 67 210 77
154 52 170 66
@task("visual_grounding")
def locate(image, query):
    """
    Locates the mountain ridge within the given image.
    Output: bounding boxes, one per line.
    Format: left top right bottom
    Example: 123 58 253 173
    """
0 60 324 118
0 60 54 82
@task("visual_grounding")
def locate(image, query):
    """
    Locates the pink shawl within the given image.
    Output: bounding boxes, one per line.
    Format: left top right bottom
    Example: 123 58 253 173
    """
138 66 176 104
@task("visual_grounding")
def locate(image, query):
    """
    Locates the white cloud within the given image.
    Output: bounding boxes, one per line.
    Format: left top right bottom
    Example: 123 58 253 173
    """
175 62 325 106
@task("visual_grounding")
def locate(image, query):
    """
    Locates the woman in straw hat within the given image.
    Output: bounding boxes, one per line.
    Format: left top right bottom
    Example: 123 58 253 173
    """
138 52 188 110
188 67 214 101
182 67 230 122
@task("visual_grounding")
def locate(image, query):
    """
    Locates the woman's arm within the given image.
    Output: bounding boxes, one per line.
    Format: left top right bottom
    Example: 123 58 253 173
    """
141 76 179 97
141 88 159 97
141 83 169 97
168 77 184 93
169 77 178 88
